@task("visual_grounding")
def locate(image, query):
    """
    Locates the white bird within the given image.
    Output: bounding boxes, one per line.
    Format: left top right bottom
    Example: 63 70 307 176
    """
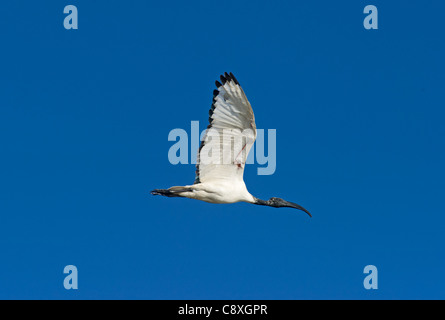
151 72 311 217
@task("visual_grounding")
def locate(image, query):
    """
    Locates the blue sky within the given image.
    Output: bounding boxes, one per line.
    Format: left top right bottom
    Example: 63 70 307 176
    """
1 0 444 299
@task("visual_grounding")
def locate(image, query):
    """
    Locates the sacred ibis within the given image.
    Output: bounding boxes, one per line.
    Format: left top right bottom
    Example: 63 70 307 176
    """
151 72 311 217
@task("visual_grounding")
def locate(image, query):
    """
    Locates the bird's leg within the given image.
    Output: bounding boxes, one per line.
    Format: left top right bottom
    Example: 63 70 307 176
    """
151 186 194 197
151 189 177 197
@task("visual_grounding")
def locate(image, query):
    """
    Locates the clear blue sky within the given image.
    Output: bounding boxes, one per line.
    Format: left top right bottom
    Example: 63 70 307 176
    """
1 0 444 299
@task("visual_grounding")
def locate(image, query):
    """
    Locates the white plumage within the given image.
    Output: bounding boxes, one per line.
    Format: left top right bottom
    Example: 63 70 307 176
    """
152 72 311 217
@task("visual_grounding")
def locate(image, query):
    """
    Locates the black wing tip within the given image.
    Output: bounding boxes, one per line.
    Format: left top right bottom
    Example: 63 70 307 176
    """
223 72 240 85
216 72 240 87
229 72 239 85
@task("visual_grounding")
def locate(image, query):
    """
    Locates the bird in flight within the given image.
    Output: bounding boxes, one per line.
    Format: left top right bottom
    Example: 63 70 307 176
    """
151 72 311 217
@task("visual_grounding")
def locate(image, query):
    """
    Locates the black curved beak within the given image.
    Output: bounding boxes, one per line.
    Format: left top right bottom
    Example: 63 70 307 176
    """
285 201 312 217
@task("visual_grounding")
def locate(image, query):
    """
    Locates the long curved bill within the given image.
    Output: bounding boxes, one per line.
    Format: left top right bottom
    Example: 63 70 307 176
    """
286 201 312 217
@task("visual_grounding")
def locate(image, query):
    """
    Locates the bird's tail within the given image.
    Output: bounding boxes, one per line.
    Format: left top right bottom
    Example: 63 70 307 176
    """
151 186 193 197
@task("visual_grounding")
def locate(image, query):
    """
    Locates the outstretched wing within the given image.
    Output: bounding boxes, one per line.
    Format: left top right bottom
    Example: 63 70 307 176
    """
194 72 257 184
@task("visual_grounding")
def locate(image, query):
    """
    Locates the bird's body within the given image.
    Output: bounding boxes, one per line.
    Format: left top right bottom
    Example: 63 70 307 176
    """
167 180 255 204
152 72 311 217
